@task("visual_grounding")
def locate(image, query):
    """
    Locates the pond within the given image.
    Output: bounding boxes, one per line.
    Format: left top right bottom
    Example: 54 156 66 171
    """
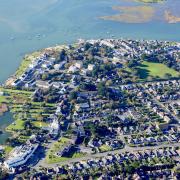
0 112 14 145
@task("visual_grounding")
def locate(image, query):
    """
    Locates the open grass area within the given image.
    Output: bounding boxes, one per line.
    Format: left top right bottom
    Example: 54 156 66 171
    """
0 88 32 95
15 58 32 77
46 137 85 164
46 137 71 164
4 146 13 155
32 121 48 128
6 119 24 132
15 51 41 77
99 144 112 152
46 152 85 164
138 61 179 79
6 119 49 132
0 96 9 103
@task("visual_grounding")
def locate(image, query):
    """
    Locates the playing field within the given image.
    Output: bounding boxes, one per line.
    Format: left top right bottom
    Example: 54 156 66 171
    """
138 61 179 79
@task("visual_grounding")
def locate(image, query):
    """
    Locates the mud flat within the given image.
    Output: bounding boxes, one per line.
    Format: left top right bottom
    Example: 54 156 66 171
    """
165 11 180 23
136 0 164 3
100 6 155 23
0 104 8 116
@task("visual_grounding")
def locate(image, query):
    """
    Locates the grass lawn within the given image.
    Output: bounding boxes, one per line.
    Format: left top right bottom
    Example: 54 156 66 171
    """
15 58 32 77
46 137 70 164
0 96 9 103
14 50 41 77
0 88 32 95
6 119 24 131
4 146 13 154
32 121 48 128
6 119 48 132
46 152 85 164
46 137 85 164
99 144 112 152
138 61 179 79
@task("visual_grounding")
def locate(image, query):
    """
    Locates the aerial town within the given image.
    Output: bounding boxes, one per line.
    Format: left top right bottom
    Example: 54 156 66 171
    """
0 39 180 179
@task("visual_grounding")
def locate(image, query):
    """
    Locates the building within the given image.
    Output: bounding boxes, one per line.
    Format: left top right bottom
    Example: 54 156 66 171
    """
88 64 95 71
75 103 90 112
75 61 83 69
36 80 52 89
68 65 79 73
49 116 60 138
4 143 39 171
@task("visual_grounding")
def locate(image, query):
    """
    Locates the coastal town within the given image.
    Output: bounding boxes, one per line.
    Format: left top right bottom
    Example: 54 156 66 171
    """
0 38 180 179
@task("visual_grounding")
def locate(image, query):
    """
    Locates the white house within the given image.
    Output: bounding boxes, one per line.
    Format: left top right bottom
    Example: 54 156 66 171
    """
75 61 83 69
49 116 60 138
88 64 95 71
68 65 79 73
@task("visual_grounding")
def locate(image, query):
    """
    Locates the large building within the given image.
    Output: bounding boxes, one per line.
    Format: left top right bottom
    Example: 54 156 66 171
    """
4 143 38 171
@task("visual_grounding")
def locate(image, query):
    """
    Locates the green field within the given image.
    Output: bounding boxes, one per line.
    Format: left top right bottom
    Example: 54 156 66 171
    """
4 146 13 154
99 144 112 152
32 121 48 128
0 96 9 103
46 137 85 164
138 61 179 79
6 119 48 132
6 119 24 131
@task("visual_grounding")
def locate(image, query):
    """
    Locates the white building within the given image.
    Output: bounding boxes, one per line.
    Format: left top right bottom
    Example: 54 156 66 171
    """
68 65 79 73
75 61 83 69
4 143 38 170
49 116 60 138
88 64 95 71
36 80 52 89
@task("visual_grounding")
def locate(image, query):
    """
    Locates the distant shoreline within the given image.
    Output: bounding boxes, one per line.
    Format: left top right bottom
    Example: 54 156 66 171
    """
136 0 164 3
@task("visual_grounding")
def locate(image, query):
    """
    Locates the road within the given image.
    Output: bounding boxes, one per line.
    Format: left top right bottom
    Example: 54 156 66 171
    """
34 142 180 168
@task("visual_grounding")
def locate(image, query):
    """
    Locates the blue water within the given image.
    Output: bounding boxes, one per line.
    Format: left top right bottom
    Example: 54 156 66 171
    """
0 0 180 83
0 112 14 144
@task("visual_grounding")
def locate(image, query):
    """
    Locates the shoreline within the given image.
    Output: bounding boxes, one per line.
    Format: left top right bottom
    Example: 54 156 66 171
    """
4 39 180 88
0 104 8 115
5 44 68 88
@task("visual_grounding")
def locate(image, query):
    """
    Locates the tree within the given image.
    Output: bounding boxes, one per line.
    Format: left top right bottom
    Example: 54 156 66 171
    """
0 170 9 180
69 91 78 100
127 60 139 68
41 73 49 81
80 83 96 91
97 82 107 97
84 42 92 51
60 49 66 61
106 80 113 86
24 120 33 130
164 73 172 79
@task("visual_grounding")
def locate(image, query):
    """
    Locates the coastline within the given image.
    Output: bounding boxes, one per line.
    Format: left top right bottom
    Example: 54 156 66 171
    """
0 104 8 116
5 44 68 88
